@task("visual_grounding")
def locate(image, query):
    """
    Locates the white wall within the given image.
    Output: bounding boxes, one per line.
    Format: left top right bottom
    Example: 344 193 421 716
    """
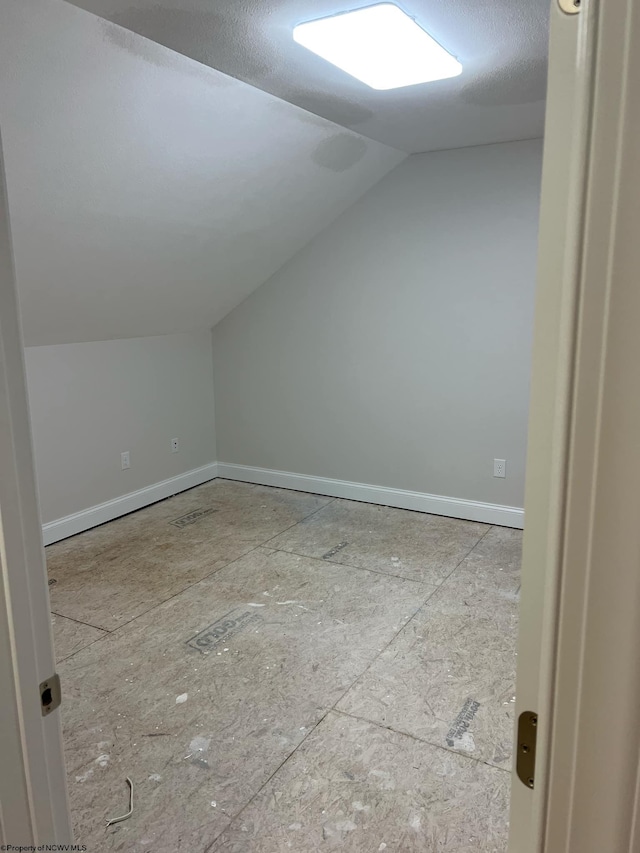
25 332 216 524
213 139 543 511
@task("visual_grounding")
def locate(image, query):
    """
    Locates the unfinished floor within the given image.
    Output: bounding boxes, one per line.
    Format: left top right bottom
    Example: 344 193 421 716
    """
48 479 521 852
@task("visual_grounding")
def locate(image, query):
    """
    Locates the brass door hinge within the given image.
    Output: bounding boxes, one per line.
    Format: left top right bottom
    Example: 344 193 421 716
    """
40 673 61 716
516 711 538 789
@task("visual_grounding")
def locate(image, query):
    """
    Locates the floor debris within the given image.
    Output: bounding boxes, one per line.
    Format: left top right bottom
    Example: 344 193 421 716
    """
105 777 134 828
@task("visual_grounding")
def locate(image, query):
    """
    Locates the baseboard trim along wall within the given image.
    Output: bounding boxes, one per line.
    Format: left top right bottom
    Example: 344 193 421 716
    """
41 463 219 545
41 460 524 545
217 463 524 529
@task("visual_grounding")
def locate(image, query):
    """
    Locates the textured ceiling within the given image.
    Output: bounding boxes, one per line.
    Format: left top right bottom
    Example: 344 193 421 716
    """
64 0 550 153
0 0 403 345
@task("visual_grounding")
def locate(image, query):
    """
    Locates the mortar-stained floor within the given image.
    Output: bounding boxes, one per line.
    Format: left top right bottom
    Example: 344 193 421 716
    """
48 479 521 852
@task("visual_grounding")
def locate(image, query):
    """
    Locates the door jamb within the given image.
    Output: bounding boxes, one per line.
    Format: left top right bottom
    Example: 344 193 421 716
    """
0 130 72 844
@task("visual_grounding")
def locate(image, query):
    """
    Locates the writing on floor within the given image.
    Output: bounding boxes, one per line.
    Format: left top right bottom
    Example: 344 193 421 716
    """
170 507 216 529
446 698 481 747
185 608 262 654
322 541 349 560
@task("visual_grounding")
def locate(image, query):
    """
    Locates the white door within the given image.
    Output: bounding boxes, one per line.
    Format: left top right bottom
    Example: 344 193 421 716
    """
509 0 640 850
0 133 72 843
507 0 588 845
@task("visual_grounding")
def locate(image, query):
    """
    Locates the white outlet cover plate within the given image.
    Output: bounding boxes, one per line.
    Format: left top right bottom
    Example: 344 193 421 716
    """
493 458 506 478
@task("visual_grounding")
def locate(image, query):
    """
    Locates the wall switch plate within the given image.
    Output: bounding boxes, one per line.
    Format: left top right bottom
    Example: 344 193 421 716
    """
493 458 506 478
171 438 179 453
121 451 130 470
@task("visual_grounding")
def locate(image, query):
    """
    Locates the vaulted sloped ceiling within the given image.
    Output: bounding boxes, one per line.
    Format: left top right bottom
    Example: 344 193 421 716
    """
64 0 550 154
0 0 404 346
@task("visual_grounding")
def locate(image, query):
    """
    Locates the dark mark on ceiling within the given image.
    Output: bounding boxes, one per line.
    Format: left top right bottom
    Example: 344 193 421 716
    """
110 6 276 82
311 134 367 172
267 96 331 130
288 92 374 128
67 0 550 152
101 18 234 86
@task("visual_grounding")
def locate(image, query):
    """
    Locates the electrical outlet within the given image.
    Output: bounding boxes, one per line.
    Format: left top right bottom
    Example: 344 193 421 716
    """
171 438 179 453
493 458 506 478
121 451 130 470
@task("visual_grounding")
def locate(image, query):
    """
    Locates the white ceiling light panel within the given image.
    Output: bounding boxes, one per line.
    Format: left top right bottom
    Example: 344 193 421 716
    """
293 3 462 91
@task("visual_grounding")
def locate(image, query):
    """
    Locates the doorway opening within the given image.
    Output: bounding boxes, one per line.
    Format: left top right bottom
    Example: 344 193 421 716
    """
1 0 551 848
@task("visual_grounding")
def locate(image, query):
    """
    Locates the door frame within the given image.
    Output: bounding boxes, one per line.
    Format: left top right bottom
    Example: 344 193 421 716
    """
2 0 640 846
539 0 640 847
0 132 72 844
510 0 640 850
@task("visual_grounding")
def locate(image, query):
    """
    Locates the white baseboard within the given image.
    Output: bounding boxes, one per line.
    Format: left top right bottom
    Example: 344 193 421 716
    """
42 461 524 545
42 463 219 545
217 463 524 529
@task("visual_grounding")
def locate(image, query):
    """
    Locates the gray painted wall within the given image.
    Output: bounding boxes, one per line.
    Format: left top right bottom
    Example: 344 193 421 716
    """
25 332 216 523
213 139 543 509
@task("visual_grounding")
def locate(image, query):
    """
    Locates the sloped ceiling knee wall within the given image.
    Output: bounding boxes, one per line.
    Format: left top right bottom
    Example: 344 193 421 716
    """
0 0 405 346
